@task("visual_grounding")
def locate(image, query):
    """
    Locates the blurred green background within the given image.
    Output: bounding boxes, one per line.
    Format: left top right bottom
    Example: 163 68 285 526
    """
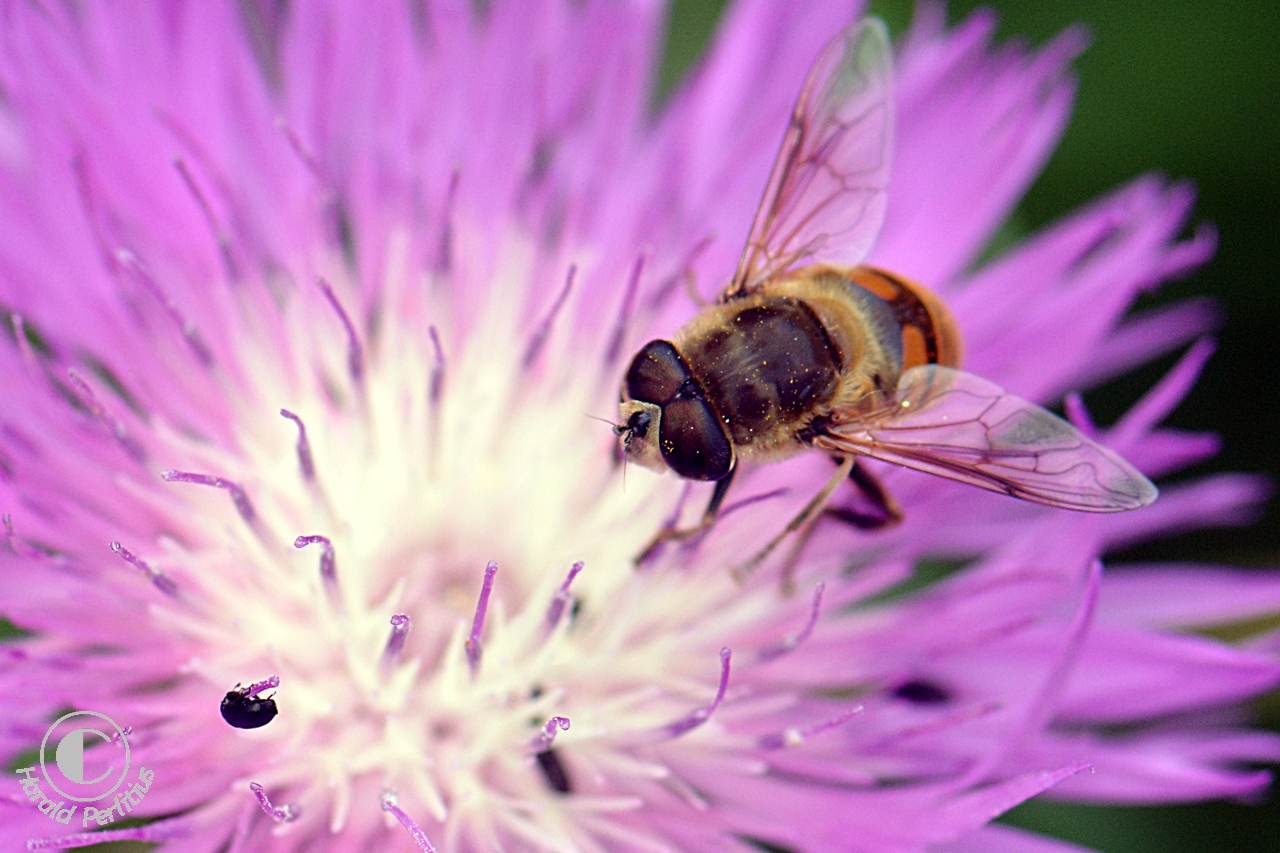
662 1 1279 852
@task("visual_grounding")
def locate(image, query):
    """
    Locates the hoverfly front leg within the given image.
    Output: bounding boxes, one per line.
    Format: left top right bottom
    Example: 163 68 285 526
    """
635 467 737 565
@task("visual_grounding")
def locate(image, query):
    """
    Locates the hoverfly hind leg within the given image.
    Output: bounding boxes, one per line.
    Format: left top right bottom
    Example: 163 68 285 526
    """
741 457 901 594
824 458 903 530
634 468 736 565
732 456 855 587
774 459 901 592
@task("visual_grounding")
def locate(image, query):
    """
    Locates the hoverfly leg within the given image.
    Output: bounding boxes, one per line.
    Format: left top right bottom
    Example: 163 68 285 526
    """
777 459 901 592
777 516 822 596
823 459 904 530
635 468 736 565
733 455 855 585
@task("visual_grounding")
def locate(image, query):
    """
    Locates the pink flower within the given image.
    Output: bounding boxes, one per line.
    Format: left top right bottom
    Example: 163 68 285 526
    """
1 2 1276 852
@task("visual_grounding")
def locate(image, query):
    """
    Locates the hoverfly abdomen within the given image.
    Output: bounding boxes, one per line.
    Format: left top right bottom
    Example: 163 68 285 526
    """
845 266 962 371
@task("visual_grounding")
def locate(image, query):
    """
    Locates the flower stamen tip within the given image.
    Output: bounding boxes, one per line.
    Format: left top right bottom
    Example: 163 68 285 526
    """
659 648 731 740
109 540 178 596
465 561 498 675
383 614 411 670
249 782 300 823
315 275 365 384
294 533 339 602
543 560 584 631
161 469 257 527
380 792 438 852
532 715 571 751
279 409 316 481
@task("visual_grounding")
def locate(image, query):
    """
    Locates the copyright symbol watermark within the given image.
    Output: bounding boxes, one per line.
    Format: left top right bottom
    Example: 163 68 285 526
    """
41 710 130 802
15 710 155 829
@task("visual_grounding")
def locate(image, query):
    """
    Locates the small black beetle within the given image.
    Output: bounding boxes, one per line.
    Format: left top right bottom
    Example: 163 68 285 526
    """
220 684 279 729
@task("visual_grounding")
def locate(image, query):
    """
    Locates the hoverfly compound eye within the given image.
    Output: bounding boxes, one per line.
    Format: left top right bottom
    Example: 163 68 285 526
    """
658 397 733 481
625 339 693 404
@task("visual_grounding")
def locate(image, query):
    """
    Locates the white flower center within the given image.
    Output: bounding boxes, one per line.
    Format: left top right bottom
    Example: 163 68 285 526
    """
142 231 804 848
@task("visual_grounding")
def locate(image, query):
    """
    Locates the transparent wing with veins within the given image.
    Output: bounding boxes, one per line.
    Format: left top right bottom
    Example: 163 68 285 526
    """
815 366 1158 511
725 19 894 300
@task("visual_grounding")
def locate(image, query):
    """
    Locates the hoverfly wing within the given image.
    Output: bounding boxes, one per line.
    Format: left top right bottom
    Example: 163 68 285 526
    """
816 366 1158 512
725 18 894 300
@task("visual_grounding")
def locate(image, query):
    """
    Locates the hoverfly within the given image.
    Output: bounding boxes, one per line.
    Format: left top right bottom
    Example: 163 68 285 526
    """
617 19 1155 569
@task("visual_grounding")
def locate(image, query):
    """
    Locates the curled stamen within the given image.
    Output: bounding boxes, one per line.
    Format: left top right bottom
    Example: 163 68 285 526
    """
279 410 316 482
71 153 118 275
64 370 101 416
659 648 731 740
275 116 325 181
9 313 40 368
543 561 583 632
433 169 460 274
605 252 645 365
1063 393 1097 439
383 614 411 670
426 326 446 475
427 326 446 408
293 534 338 602
245 675 280 698
648 233 714 310
66 369 147 464
109 541 178 597
757 705 863 750
958 560 1103 788
380 792 438 852
465 561 498 676
532 716 571 751
722 487 790 519
110 726 132 746
249 782 300 823
315 276 365 384
867 701 1003 750
173 156 239 280
3 513 26 557
522 265 576 369
757 582 824 662
162 470 257 526
116 249 214 366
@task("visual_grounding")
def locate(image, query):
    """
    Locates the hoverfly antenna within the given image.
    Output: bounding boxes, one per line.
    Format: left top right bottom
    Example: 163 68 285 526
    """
584 413 622 431
589 411 630 488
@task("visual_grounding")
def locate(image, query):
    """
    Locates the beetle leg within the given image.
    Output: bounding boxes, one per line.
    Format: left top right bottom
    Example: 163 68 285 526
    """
635 467 736 565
